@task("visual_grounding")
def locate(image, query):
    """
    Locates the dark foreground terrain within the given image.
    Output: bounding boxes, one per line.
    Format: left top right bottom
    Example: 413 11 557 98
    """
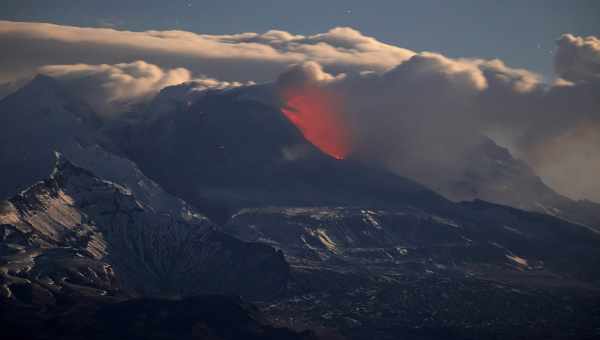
1 295 319 340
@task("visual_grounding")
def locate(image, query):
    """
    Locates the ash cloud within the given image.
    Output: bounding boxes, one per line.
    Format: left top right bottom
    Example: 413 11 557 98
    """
275 39 600 202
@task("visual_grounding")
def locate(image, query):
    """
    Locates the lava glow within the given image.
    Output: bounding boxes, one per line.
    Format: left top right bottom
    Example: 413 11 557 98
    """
282 87 351 160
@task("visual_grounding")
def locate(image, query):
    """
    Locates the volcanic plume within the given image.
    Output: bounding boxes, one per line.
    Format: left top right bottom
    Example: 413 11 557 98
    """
281 86 351 160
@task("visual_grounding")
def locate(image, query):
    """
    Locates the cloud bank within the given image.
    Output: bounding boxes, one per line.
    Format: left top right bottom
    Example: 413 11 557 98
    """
0 21 413 84
0 20 598 202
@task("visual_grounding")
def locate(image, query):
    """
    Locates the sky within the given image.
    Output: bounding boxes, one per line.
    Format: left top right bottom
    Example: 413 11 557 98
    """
1 0 599 79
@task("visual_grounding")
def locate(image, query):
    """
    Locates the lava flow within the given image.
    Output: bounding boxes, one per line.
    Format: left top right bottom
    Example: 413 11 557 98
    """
281 87 351 160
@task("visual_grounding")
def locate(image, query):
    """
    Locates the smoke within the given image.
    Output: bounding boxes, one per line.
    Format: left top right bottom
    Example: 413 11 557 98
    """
275 37 600 201
276 56 503 176
525 122 600 202
555 34 600 82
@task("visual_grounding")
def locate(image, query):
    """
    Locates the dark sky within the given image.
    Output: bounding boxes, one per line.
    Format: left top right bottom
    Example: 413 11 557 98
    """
1 0 599 78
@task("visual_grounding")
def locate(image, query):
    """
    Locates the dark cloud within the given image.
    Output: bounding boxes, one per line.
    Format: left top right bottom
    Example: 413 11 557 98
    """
555 34 600 82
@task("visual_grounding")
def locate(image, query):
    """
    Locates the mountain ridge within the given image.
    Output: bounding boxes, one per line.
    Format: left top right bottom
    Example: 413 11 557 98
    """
1 153 290 303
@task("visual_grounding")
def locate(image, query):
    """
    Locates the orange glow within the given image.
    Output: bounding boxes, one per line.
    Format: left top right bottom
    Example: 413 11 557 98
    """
281 87 351 160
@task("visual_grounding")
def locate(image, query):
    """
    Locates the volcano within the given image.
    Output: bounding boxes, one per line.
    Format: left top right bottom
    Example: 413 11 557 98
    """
2 77 600 340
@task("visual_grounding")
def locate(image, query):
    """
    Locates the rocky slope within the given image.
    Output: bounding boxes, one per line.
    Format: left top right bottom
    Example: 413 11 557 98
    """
0 75 101 199
0 154 289 304
224 205 600 339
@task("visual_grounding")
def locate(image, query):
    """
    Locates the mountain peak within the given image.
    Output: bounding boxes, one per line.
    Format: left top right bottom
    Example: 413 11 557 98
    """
9 74 64 101
0 73 97 122
27 73 60 88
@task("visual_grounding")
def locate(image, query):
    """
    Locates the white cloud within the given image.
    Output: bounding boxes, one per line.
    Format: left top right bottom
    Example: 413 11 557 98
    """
0 21 413 84
39 61 242 114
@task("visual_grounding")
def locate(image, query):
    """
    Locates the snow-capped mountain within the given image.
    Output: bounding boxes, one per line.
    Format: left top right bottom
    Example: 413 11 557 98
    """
0 75 100 198
407 135 600 232
0 153 289 304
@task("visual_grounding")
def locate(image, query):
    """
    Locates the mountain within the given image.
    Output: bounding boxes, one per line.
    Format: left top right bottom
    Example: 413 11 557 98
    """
0 75 100 199
2 76 600 339
404 135 600 232
0 74 194 213
0 154 289 303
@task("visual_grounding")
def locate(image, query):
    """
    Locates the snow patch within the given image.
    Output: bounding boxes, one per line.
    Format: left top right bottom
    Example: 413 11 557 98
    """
503 225 526 237
361 210 382 229
395 247 409 256
304 228 338 253
431 216 461 228
506 254 528 267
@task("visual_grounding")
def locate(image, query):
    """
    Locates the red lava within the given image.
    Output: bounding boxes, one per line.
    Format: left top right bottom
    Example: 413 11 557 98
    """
281 87 351 160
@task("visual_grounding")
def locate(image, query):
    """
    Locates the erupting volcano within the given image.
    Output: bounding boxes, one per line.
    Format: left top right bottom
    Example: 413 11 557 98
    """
281 87 351 160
